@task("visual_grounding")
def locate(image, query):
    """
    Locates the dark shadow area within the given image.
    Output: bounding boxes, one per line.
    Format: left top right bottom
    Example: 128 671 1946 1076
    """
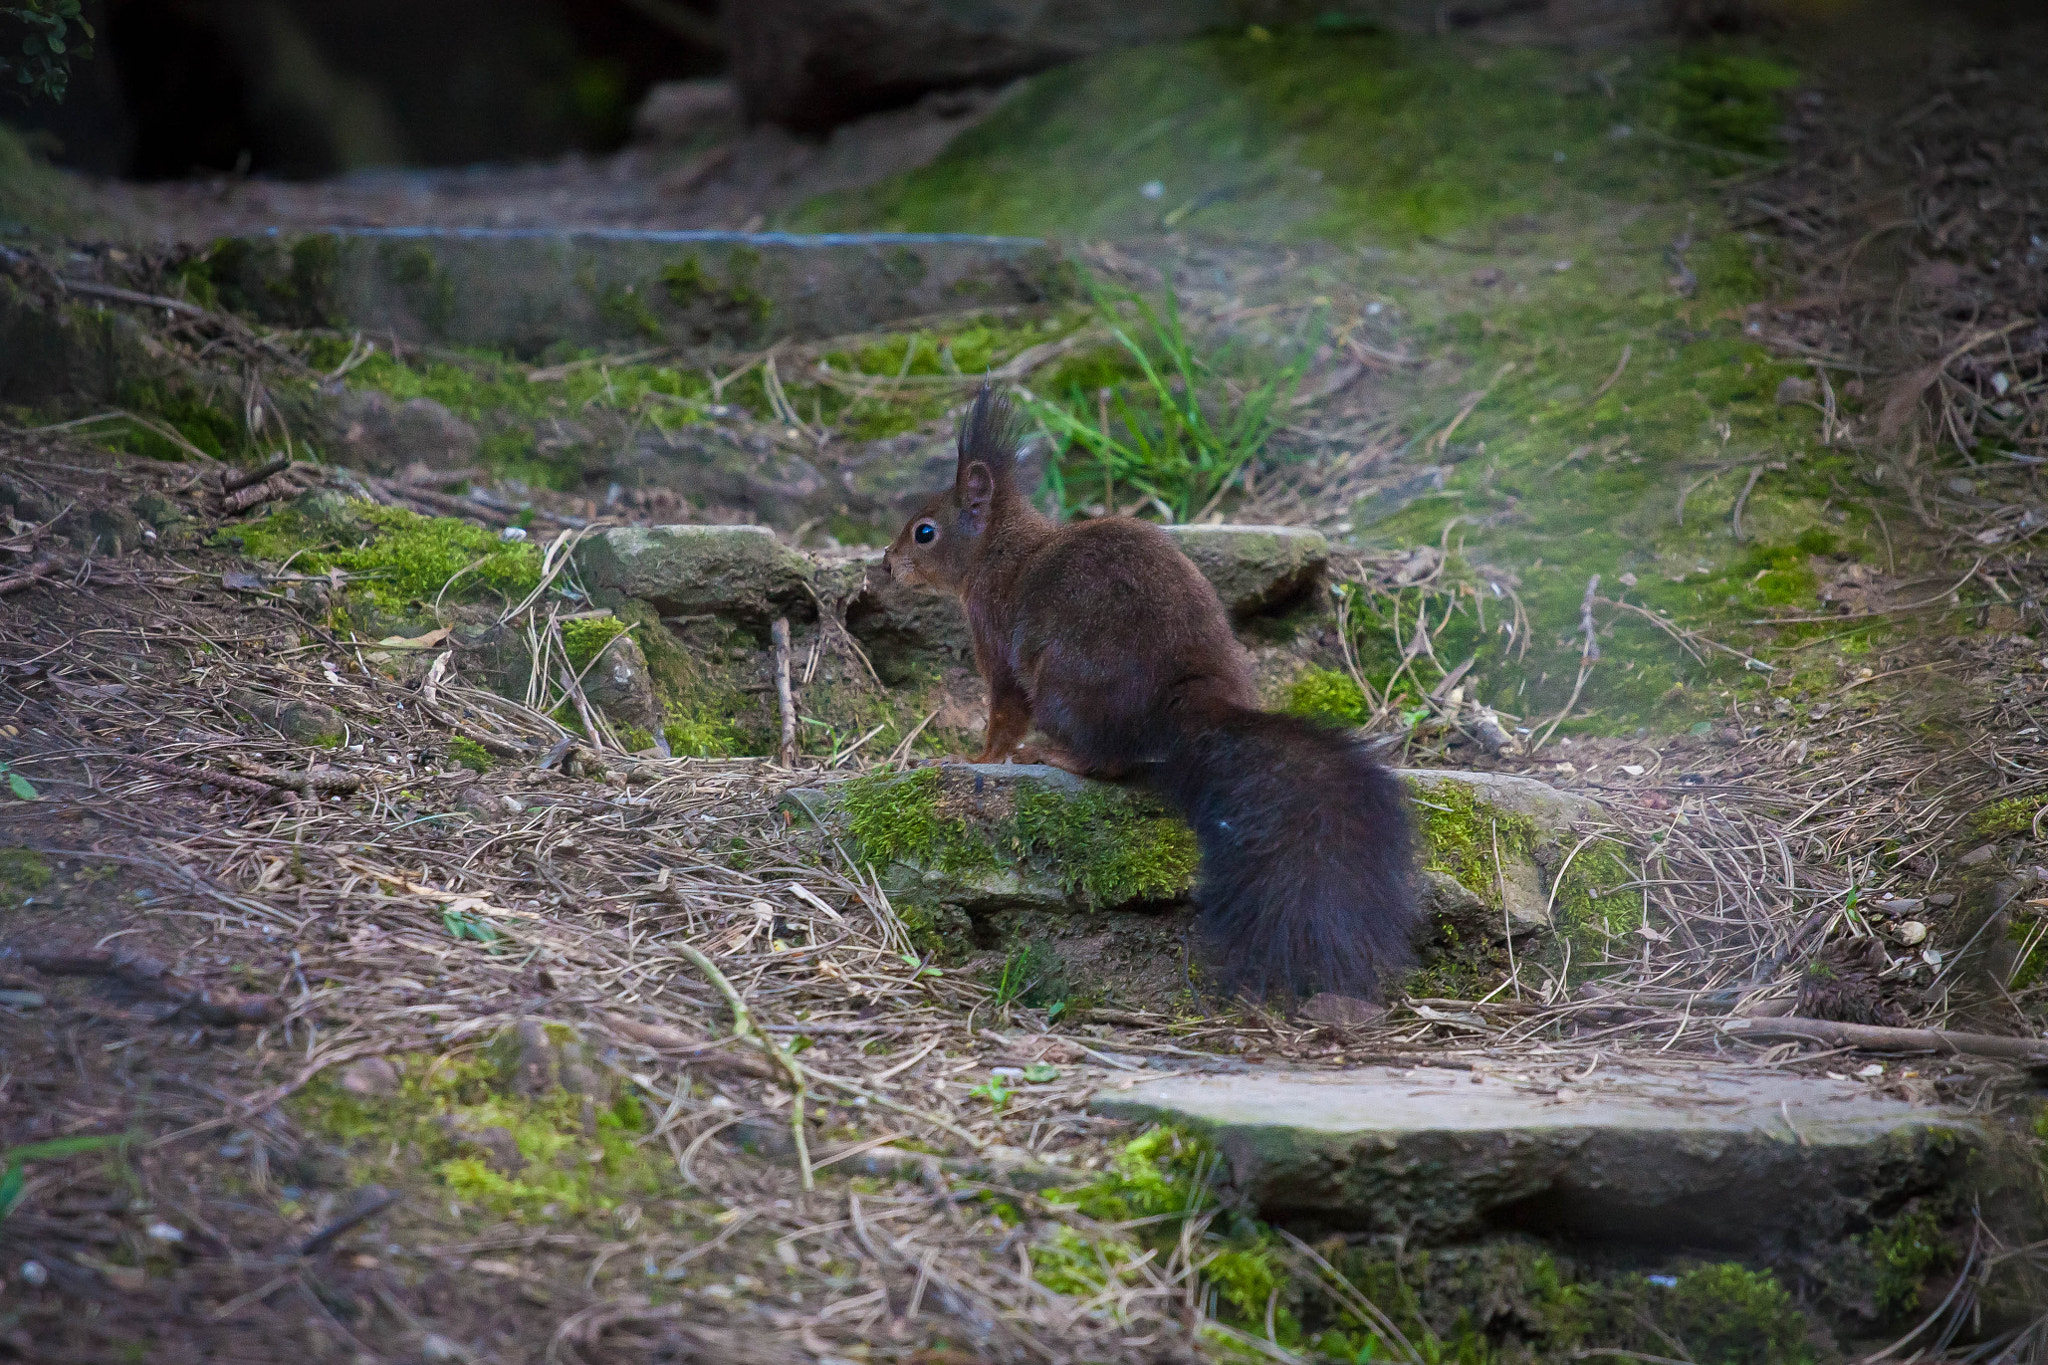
11 0 722 179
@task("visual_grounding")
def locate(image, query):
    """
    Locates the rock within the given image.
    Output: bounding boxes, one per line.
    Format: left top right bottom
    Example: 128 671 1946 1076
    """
437 1117 526 1176
1092 1063 1981 1249
838 552 975 682
1162 524 1327 617
632 78 741 144
722 0 1187 130
198 230 1072 352
725 0 1577 131
1403 768 1603 841
501 1020 604 1101
323 390 479 476
576 525 813 626
577 633 661 733
338 1057 402 1097
789 763 1618 1003
1417 868 1485 920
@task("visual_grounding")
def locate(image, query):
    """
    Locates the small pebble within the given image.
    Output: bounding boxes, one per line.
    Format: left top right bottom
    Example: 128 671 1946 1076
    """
1139 180 1165 200
17 1261 46 1288
145 1222 184 1244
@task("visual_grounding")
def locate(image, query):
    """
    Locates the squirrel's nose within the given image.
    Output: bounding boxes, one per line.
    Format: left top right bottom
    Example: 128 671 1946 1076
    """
875 553 894 583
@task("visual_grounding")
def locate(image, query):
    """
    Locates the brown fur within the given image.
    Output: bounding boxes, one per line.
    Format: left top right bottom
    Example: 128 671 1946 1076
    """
882 387 1419 1000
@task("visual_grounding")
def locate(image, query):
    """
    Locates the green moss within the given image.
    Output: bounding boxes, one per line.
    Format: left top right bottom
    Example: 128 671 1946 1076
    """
379 242 456 333
0 847 53 898
794 31 1789 244
1971 792 2048 839
448 735 494 773
2010 911 2047 992
1861 1208 1957 1318
1312 1243 1822 1365
0 122 94 237
1404 778 1634 996
596 281 664 342
186 235 341 328
111 378 247 461
294 1047 666 1221
661 253 771 328
840 765 1199 910
560 615 629 671
1559 1262 1814 1365
1650 50 1800 160
217 493 540 613
1284 666 1370 725
1026 1127 1289 1331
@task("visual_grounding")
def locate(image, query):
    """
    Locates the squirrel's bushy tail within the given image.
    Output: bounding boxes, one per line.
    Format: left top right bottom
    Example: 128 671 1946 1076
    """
1152 706 1418 1000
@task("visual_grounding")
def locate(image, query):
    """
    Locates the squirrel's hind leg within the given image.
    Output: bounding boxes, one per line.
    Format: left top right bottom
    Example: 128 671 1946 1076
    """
972 679 1034 764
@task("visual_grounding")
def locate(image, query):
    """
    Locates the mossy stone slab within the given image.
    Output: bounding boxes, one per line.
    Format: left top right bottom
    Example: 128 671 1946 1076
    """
792 761 1599 915
1092 1065 1981 1250
191 228 1071 352
577 524 815 625
787 762 1619 1002
1161 524 1329 617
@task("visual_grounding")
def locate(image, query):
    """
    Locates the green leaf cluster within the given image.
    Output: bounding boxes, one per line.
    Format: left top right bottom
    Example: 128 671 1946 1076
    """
2 0 93 105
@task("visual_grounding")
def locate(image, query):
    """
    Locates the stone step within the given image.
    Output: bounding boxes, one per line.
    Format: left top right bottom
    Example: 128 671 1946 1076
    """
784 760 1626 1005
1090 1063 1981 1251
198 227 1070 354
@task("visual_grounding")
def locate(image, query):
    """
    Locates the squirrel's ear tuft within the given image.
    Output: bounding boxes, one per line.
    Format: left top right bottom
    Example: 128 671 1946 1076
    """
959 462 996 532
955 384 1019 492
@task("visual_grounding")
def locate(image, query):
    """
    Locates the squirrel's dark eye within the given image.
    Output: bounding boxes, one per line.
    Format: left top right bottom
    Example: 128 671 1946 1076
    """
914 522 936 545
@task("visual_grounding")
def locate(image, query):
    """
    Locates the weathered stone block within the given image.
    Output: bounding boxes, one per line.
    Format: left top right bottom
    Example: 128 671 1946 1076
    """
190 228 1072 353
1091 1065 1981 1251
1161 524 1328 617
576 524 815 625
787 761 1627 1005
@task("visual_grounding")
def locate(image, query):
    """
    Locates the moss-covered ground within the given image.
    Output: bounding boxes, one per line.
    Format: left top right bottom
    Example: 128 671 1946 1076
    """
789 26 1984 735
841 763 1199 910
1012 1123 1926 1364
212 491 540 621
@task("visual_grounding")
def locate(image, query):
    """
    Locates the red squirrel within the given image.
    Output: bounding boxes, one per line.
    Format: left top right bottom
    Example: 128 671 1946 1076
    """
880 386 1418 1000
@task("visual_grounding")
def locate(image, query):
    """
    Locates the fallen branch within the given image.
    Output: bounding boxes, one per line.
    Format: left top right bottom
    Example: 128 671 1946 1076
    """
113 753 293 803
603 1016 780 1079
26 947 280 1025
0 558 56 597
1596 595 1774 673
221 453 292 495
297 1185 400 1255
772 616 796 767
221 754 363 795
220 477 292 516
1721 1015 2048 1064
55 277 207 316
